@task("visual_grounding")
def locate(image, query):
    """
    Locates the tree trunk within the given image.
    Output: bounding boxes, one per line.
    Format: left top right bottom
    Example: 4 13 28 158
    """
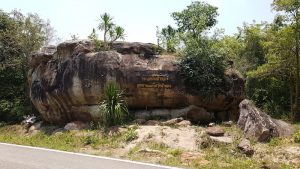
294 9 300 121
290 73 294 117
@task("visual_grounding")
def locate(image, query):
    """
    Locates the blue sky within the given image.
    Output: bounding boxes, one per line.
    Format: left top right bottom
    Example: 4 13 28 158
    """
1 0 275 44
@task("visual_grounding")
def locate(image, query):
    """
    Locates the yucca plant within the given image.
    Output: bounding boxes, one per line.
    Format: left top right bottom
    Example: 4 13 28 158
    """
99 82 129 127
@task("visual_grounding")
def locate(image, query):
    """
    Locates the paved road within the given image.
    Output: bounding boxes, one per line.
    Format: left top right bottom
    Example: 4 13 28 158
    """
0 143 180 169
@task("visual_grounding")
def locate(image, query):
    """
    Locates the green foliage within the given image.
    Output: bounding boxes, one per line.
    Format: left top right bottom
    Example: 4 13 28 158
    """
88 12 125 51
272 0 300 13
211 19 296 119
88 28 105 51
170 1 226 98
160 25 178 53
167 148 182 157
246 76 290 118
238 23 267 73
294 130 300 143
0 10 50 122
109 26 125 42
244 18 296 119
99 82 130 127
171 1 218 39
97 12 125 45
123 128 138 142
179 43 226 97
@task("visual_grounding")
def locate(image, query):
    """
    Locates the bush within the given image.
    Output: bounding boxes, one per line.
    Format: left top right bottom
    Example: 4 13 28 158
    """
294 131 300 143
99 82 130 127
179 44 226 98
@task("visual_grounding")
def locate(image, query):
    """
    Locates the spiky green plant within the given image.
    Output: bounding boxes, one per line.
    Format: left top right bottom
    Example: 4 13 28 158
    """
99 82 129 127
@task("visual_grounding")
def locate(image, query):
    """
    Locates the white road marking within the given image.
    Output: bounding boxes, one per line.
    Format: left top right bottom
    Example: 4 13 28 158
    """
0 142 180 169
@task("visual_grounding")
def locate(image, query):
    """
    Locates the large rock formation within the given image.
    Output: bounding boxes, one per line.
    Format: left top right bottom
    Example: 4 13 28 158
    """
28 40 244 123
237 99 294 142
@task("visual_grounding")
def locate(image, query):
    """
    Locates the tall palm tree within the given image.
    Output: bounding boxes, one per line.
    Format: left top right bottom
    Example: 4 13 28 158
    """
98 12 114 43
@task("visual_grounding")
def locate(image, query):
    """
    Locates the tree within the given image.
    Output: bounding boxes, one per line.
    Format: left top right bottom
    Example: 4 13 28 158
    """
160 25 178 53
237 23 267 74
272 0 300 121
95 12 125 49
98 12 114 43
0 10 52 122
171 2 226 97
43 19 57 46
171 1 218 42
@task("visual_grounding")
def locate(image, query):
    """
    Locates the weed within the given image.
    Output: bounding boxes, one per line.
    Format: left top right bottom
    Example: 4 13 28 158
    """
123 128 138 142
168 148 182 157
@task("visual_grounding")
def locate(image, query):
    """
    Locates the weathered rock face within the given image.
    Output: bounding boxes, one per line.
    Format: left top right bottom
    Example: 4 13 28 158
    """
28 40 244 123
237 99 294 142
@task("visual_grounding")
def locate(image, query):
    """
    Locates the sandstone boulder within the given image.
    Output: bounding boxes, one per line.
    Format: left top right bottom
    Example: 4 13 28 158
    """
237 99 294 142
209 136 233 144
206 127 225 136
237 138 254 156
177 120 191 127
187 106 214 124
28 40 244 123
64 121 87 131
162 117 183 126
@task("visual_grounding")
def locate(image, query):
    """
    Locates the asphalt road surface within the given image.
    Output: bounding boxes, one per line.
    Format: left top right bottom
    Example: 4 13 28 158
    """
0 143 180 169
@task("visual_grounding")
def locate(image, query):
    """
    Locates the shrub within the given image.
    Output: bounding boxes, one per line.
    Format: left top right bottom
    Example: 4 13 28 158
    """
179 44 226 98
99 82 130 127
294 131 300 143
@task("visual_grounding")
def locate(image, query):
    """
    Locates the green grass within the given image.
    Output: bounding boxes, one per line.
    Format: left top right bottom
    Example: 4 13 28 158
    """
0 124 299 169
0 125 136 152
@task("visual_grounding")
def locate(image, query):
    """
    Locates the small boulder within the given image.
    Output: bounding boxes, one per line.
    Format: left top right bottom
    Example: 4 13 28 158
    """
177 120 191 127
208 123 216 127
187 106 214 124
206 127 225 136
237 138 254 157
209 136 233 144
162 117 183 126
28 121 43 132
64 121 87 131
145 120 160 126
